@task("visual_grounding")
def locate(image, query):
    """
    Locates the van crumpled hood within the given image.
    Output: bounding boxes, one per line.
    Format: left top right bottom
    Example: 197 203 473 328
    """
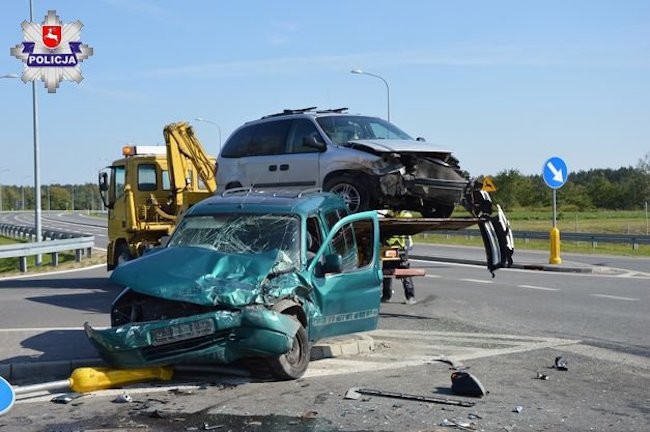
110 247 278 307
345 139 452 154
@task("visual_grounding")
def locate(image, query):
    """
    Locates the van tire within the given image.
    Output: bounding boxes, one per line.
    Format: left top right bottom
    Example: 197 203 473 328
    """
268 323 309 380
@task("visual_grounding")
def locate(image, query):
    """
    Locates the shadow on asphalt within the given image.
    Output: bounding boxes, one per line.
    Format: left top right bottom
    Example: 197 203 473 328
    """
25 290 116 314
0 329 98 366
0 277 119 291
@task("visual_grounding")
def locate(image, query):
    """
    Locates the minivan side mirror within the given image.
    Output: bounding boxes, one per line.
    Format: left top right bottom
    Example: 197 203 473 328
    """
303 136 326 152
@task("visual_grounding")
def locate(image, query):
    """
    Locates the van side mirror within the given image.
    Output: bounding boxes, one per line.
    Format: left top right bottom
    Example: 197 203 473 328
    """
322 253 343 274
303 136 326 152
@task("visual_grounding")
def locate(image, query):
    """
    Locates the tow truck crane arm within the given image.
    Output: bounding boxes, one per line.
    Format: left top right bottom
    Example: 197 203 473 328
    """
163 122 217 210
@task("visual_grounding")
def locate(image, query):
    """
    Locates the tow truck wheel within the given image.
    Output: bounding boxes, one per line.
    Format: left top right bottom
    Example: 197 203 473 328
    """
115 243 133 267
324 175 370 213
268 323 309 380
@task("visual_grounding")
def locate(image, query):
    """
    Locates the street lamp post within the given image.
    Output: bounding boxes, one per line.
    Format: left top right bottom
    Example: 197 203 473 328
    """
350 69 391 122
195 117 222 155
1 74 18 213
29 0 43 264
0 168 8 212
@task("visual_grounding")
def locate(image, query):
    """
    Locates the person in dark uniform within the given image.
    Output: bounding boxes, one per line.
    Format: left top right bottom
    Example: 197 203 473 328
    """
381 210 416 305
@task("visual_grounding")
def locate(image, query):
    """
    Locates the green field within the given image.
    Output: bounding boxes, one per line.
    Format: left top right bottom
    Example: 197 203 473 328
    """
416 207 650 257
505 208 649 235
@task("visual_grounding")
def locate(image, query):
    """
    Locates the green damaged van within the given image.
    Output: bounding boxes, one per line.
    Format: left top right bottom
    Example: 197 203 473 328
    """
85 191 383 380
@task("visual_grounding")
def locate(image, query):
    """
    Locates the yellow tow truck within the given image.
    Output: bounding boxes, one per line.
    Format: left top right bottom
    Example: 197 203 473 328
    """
98 122 217 270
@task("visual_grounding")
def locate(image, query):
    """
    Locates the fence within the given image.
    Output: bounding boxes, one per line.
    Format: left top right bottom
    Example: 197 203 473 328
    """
0 223 95 272
429 229 650 250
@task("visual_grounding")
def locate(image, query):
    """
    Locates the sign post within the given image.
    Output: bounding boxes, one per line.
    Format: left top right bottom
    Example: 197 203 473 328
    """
0 376 15 416
542 157 569 264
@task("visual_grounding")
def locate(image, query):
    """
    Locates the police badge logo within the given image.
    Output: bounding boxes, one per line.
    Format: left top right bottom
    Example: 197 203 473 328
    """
42 25 62 49
10 10 93 93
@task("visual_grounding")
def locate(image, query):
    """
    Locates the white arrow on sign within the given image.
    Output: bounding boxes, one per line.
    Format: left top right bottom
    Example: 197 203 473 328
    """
546 161 564 183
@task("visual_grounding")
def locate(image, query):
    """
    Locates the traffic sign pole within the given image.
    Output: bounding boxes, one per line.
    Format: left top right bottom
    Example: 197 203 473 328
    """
543 157 569 265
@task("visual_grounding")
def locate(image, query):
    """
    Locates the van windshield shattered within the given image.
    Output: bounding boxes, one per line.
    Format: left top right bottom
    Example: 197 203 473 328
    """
168 213 301 270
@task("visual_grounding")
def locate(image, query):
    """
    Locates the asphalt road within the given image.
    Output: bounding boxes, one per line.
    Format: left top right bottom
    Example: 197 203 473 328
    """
0 211 649 431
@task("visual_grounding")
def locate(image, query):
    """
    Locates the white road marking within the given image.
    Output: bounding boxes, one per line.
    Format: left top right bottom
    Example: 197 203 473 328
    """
517 284 560 291
424 274 441 279
591 294 638 301
0 326 109 332
460 278 493 284
306 330 580 378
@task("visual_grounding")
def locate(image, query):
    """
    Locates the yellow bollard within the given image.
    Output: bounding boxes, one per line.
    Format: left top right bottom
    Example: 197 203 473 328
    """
68 366 174 393
549 227 562 264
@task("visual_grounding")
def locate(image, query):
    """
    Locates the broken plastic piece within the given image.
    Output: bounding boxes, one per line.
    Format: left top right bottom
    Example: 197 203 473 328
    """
450 371 487 397
112 393 133 403
51 392 84 404
440 418 475 430
344 387 475 407
535 372 550 380
514 405 523 413
554 356 568 371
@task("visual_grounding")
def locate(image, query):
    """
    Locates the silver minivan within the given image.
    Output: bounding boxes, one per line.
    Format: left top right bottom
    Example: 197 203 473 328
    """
216 108 469 216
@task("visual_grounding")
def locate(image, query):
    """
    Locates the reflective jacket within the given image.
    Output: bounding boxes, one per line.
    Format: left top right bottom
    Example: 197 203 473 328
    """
384 210 413 250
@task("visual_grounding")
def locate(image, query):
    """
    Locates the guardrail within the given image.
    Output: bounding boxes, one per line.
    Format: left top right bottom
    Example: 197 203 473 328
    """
0 223 87 241
0 223 95 272
427 229 650 250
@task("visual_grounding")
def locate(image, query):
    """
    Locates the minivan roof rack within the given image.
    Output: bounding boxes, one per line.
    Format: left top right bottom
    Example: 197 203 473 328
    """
262 106 317 119
316 107 348 113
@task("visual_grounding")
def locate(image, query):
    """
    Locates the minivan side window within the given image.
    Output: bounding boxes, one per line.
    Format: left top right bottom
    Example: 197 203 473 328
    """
221 120 292 158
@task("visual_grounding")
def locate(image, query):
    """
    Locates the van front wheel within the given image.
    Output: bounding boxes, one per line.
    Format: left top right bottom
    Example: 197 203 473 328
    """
268 324 309 380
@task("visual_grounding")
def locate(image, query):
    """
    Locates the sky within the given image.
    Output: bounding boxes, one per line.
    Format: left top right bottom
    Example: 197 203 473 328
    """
0 0 648 186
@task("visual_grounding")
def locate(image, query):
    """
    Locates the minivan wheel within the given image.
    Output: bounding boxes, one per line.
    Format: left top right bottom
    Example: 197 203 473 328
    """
324 175 370 213
268 323 309 380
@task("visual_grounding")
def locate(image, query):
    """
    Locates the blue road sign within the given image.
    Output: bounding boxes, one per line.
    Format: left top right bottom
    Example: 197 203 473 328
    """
543 157 569 189
0 376 15 415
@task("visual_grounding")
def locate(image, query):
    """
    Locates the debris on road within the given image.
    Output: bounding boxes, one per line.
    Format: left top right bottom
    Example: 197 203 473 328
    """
344 387 475 407
440 418 477 430
535 372 550 380
450 371 488 397
301 409 318 419
112 393 133 403
513 405 523 413
433 356 465 370
554 356 568 371
51 392 84 404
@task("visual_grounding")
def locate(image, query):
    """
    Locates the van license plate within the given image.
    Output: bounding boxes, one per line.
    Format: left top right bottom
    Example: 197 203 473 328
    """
151 319 215 346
